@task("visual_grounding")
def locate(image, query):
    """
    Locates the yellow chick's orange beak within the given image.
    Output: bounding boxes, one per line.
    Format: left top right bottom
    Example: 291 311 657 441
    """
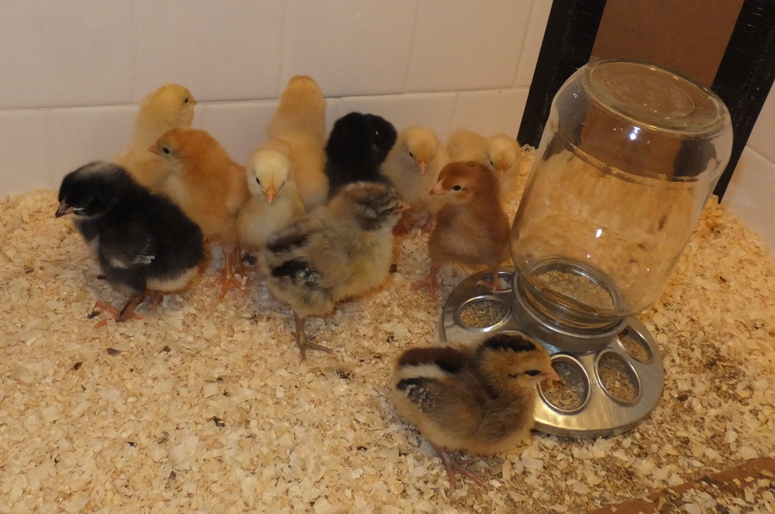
264 185 277 204
55 200 73 218
544 367 561 382
418 160 427 175
148 145 161 155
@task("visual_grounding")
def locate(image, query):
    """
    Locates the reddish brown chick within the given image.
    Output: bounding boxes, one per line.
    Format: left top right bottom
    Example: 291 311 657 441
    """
414 161 510 298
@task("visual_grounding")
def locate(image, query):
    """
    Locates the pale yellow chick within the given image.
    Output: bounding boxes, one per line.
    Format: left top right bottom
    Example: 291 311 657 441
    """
486 134 522 203
152 127 250 300
266 75 329 212
237 141 306 254
113 84 197 192
447 128 488 164
382 126 449 234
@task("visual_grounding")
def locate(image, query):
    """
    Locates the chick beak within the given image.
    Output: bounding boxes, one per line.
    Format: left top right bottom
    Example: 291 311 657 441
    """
429 183 442 196
264 186 277 204
190 98 198 106
55 200 73 218
418 160 427 175
148 145 161 155
397 200 411 213
544 367 561 382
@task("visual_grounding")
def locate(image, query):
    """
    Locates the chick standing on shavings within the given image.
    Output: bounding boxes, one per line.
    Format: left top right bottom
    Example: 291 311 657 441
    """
237 141 306 256
381 125 449 235
56 161 204 326
113 84 197 193
324 112 398 199
259 181 408 361
391 332 559 488
152 127 250 301
414 160 511 298
265 75 329 212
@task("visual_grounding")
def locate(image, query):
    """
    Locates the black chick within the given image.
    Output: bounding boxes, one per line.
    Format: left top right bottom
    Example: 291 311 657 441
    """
56 161 204 324
324 112 398 198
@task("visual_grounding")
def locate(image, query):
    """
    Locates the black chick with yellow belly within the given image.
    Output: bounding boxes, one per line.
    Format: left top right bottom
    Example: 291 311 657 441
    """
56 161 204 324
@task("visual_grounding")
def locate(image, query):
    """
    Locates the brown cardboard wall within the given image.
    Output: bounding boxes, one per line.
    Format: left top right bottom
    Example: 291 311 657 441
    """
591 0 744 86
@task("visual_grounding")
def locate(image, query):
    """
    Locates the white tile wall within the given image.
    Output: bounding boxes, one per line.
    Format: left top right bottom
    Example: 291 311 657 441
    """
722 87 775 254
407 0 533 92
282 0 419 97
133 1 285 102
0 1 134 108
0 0 772 257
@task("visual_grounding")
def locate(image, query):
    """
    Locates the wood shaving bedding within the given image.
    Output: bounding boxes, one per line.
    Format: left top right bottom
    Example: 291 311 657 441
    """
1 149 775 513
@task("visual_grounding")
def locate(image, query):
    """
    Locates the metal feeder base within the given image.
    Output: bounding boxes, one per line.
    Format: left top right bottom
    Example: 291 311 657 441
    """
441 270 665 439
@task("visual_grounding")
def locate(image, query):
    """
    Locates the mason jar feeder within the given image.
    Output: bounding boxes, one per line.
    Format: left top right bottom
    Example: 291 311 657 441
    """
442 59 733 437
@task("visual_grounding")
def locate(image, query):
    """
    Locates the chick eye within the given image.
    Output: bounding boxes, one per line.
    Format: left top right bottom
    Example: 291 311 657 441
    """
525 370 542 377
255 177 261 185
184 97 189 104
162 147 171 155
452 185 462 191
489 159 494 167
408 151 414 159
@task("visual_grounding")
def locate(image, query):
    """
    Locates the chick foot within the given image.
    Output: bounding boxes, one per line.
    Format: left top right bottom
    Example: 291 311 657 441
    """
293 312 332 361
92 297 144 328
145 291 165 311
412 266 440 300
215 250 245 301
476 270 505 293
435 447 488 489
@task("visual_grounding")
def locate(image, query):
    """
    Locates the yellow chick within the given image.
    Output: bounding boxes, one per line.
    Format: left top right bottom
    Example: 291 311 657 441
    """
237 141 306 254
113 84 197 192
382 126 449 234
266 75 329 212
152 127 250 300
415 161 511 298
447 128 489 164
392 332 559 488
486 134 522 203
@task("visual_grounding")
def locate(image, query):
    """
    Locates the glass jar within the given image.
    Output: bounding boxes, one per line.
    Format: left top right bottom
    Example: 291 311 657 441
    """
511 59 733 332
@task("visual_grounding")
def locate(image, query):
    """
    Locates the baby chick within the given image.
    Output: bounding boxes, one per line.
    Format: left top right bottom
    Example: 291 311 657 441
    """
381 126 449 234
237 141 306 253
56 161 204 324
266 75 329 212
415 161 511 298
447 128 489 164
392 332 559 488
324 112 398 198
260 182 407 360
152 127 250 300
113 84 197 192
486 134 522 203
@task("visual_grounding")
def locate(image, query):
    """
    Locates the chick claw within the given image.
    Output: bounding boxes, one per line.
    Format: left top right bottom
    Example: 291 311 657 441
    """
436 448 489 489
476 270 504 293
293 312 333 362
92 299 143 329
412 266 440 300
